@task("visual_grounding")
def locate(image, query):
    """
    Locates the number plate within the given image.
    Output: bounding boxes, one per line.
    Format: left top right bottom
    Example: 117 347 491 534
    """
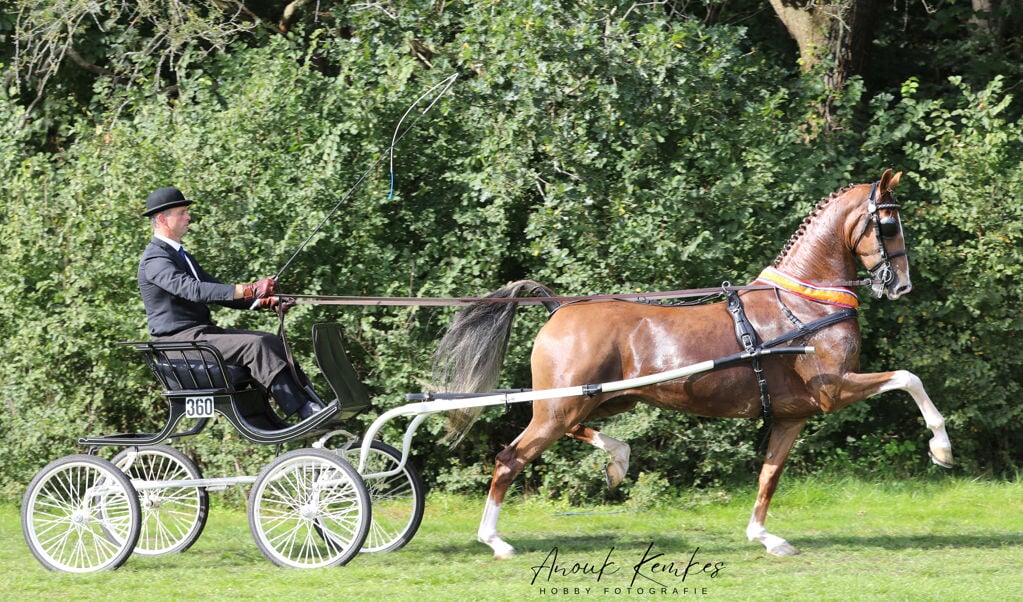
185 396 216 418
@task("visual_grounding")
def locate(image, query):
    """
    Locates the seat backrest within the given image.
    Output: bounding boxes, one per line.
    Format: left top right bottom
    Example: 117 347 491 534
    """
155 358 231 390
133 341 252 393
312 322 370 414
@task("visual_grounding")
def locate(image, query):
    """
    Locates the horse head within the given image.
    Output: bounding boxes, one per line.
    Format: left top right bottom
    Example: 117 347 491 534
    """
849 169 911 300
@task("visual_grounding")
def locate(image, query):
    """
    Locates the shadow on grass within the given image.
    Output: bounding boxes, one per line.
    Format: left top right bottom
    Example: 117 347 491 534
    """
429 533 745 557
426 530 1023 560
92 530 1023 576
125 545 269 572
795 531 1022 552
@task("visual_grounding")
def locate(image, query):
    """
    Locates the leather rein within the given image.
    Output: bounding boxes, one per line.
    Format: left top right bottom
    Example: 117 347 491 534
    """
284 279 872 309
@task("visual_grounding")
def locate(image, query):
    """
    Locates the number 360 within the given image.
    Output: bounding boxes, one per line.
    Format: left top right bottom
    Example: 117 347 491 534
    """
185 396 215 418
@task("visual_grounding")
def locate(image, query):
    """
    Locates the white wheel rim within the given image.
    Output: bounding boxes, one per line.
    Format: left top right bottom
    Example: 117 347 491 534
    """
342 447 418 553
115 449 203 556
252 454 367 568
26 460 137 572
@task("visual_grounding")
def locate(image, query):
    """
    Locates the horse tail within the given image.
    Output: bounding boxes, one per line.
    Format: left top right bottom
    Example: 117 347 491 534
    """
433 279 558 445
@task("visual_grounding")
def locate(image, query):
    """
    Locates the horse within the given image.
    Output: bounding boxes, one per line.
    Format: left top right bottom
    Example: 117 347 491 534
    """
431 169 953 558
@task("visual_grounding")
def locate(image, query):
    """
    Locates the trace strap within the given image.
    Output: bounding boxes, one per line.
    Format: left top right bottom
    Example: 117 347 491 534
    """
285 280 872 308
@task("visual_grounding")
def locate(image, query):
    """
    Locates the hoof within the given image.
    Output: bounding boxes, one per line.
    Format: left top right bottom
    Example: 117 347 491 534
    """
480 536 516 559
604 462 626 490
929 449 954 468
767 542 801 557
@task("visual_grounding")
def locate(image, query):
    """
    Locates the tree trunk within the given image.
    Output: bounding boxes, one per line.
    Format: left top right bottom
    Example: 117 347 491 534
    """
767 0 830 72
769 0 881 78
768 0 881 125
970 0 992 35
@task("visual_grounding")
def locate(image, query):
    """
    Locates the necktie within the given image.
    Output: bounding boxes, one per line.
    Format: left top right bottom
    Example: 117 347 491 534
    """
178 247 200 279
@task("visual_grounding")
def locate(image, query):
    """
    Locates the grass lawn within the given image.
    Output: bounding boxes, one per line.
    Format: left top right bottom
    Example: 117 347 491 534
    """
2 475 1020 601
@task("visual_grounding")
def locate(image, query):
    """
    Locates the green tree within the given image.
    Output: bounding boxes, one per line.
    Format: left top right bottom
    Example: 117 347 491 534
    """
0 0 1020 504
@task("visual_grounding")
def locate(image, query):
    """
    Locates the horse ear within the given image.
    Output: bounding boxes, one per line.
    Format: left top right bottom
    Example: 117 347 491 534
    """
878 168 893 189
889 170 902 190
878 168 901 192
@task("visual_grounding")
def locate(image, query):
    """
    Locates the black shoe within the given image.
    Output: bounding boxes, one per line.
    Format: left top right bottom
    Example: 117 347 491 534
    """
297 400 325 420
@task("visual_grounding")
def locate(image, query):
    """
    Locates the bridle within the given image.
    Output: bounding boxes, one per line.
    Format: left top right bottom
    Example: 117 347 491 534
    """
852 181 906 297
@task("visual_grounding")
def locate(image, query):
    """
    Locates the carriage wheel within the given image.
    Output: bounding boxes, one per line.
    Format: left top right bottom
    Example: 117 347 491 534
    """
22 454 141 572
339 440 425 553
248 448 370 568
111 445 209 556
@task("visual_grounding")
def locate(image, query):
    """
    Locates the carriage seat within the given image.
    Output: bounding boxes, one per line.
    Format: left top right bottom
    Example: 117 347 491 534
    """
128 340 255 394
88 339 341 448
153 358 254 392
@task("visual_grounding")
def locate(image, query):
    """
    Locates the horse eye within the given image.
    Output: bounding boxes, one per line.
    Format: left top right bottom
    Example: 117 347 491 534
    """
879 217 900 238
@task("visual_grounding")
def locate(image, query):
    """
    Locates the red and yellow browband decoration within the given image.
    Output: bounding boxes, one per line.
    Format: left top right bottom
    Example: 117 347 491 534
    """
756 267 859 309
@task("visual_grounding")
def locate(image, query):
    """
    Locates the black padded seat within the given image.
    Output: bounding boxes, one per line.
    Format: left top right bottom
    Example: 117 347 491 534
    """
81 339 341 447
154 358 254 391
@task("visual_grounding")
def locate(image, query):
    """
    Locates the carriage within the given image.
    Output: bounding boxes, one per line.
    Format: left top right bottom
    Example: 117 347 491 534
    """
20 321 425 572
21 169 954 571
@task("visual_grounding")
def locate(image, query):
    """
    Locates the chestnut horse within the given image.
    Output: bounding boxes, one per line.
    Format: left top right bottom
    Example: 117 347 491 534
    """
432 169 953 558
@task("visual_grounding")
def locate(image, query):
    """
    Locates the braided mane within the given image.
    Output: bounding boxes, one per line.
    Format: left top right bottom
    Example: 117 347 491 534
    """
772 184 856 266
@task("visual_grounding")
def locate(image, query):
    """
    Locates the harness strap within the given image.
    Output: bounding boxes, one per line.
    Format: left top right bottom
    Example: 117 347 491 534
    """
726 288 760 353
286 278 873 308
775 288 805 330
275 305 308 394
756 266 859 308
725 287 773 439
724 286 861 454
852 181 881 253
761 308 859 349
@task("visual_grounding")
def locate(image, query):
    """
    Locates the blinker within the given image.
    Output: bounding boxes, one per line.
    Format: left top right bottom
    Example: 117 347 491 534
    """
879 217 899 238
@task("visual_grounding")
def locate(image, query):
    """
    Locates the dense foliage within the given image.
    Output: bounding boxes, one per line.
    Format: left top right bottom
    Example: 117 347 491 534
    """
0 1 1020 503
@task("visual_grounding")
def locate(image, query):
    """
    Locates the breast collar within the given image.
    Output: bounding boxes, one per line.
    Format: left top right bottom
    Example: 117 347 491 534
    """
755 266 859 309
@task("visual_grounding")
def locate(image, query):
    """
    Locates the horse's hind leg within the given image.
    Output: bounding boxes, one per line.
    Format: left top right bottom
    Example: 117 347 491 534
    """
478 404 582 559
746 417 808 556
566 424 631 489
477 437 526 559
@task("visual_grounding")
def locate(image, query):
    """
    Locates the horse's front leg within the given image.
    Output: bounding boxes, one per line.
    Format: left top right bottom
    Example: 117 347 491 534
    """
817 370 954 468
875 370 953 467
746 417 807 556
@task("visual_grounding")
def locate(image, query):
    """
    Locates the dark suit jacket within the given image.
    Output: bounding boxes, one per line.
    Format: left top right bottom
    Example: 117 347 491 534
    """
138 237 251 336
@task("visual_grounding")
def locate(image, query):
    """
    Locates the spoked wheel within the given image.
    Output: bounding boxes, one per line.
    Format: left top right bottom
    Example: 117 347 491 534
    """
22 454 142 572
340 440 425 553
111 445 209 556
248 448 371 568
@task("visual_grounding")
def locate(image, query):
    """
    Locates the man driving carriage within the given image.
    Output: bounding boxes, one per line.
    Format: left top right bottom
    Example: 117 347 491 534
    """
137 186 325 420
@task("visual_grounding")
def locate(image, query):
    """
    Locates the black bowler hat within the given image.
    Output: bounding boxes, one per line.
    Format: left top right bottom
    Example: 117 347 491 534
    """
142 186 193 217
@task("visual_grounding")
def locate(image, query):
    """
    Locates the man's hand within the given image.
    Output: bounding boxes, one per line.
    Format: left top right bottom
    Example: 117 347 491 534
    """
243 277 277 300
255 296 296 313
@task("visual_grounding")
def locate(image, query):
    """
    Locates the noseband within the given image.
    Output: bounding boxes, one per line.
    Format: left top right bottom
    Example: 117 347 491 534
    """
852 181 906 296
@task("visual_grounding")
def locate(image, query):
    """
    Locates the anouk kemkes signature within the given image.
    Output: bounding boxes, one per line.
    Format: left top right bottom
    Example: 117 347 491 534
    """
529 542 725 589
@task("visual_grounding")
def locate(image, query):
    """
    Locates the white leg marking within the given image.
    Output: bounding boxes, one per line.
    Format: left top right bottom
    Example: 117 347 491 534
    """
478 497 515 559
591 432 631 489
877 370 953 467
746 512 799 556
